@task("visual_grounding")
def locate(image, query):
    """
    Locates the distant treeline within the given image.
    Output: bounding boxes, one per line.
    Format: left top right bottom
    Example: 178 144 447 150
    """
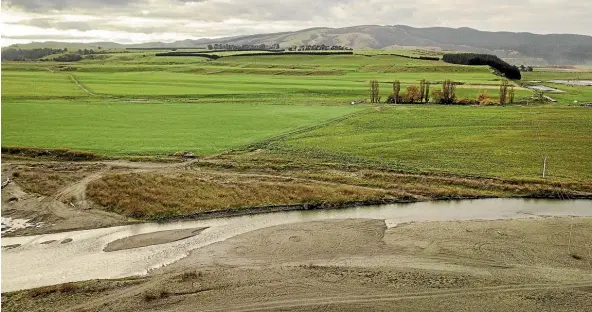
155 52 221 59
1 48 66 61
51 54 83 62
286 45 353 51
370 53 440 61
442 53 521 80
126 47 206 50
155 51 354 58
208 43 280 50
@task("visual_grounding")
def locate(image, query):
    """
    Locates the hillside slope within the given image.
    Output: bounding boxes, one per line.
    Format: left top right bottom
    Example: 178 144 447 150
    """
8 25 592 65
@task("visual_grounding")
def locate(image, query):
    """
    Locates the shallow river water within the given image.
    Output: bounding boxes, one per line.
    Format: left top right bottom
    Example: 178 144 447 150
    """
2 198 591 292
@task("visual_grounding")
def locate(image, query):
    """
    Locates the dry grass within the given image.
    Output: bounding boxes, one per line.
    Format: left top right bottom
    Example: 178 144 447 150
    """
1 147 100 161
178 271 202 281
142 288 170 302
197 149 592 198
27 283 79 298
87 171 399 218
7 163 105 196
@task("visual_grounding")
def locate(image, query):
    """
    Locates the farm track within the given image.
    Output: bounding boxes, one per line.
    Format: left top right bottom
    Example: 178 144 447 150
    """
199 281 592 312
68 74 97 96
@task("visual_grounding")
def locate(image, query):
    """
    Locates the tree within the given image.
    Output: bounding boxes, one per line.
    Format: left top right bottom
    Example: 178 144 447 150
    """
207 45 213 50
432 90 444 104
419 79 426 103
370 80 380 103
392 80 401 104
405 85 421 103
424 81 430 102
499 79 510 106
443 53 521 80
441 80 456 104
509 86 515 104
519 65 526 71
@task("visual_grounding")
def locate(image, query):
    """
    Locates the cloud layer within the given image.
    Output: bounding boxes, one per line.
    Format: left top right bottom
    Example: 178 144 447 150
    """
2 0 591 45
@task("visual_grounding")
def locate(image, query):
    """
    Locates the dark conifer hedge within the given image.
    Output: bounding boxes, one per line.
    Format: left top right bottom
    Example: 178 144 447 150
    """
442 53 521 80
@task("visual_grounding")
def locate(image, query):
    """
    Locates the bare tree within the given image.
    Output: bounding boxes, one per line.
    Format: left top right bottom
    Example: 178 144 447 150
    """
509 85 515 104
370 80 380 103
442 79 456 104
424 81 430 103
419 79 426 103
393 80 401 104
500 79 510 106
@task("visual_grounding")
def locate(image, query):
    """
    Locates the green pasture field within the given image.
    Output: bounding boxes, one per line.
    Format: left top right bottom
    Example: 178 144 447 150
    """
2 51 591 181
1 100 361 155
2 71 89 98
282 105 592 181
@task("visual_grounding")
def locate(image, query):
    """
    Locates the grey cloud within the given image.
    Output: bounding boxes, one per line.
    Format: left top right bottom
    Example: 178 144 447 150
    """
17 18 93 31
2 0 591 40
1 0 143 12
3 34 97 40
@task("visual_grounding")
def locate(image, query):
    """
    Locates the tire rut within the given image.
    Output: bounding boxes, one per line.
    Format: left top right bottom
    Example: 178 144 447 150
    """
200 281 592 312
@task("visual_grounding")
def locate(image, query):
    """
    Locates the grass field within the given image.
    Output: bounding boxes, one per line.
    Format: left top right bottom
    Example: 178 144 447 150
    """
1 101 360 155
2 51 592 181
282 106 592 181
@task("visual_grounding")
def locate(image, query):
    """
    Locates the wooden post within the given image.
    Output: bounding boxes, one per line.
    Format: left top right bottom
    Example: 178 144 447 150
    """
542 156 548 178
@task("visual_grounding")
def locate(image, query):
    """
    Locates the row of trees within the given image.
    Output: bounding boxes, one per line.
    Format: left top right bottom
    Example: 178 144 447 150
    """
1 48 67 61
371 79 517 105
1 47 105 62
206 43 280 50
286 45 352 51
52 54 83 62
442 53 522 80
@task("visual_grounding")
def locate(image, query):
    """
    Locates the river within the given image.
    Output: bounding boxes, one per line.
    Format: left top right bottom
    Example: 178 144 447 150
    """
2 198 591 292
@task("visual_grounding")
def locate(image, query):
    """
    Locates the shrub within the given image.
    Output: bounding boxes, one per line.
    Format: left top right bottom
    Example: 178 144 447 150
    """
480 99 499 106
431 90 444 103
456 97 477 105
386 93 402 104
477 92 490 103
405 85 421 103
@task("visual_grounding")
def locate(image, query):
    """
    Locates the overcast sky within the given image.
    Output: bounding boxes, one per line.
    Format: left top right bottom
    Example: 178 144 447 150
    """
2 0 591 46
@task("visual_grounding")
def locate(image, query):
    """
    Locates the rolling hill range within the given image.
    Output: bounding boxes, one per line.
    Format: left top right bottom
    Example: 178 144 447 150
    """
8 25 592 65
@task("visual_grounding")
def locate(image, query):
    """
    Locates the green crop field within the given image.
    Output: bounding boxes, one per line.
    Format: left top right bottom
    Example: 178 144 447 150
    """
2 51 591 181
1 101 360 155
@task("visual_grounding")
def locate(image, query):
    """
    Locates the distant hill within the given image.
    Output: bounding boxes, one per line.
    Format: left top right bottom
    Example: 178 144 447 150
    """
8 25 592 65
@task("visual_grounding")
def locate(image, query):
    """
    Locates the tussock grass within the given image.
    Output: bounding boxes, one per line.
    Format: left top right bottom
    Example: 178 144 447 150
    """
86 172 399 219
